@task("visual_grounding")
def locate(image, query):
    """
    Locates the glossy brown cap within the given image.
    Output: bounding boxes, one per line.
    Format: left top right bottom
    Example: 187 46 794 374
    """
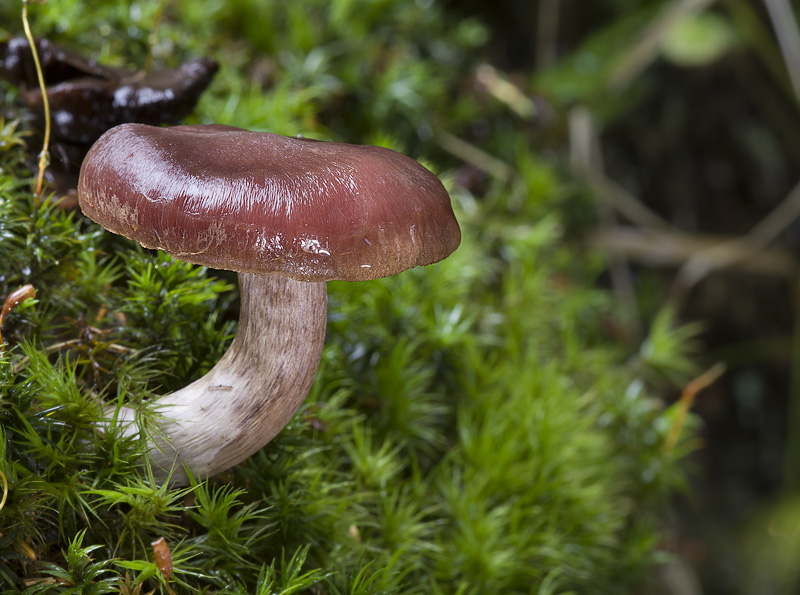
78 123 460 281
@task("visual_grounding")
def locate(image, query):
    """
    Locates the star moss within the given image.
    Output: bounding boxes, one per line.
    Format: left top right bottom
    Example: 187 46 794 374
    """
0 1 699 593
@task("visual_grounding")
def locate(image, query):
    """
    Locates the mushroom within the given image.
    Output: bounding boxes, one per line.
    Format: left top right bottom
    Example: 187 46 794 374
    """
77 123 460 484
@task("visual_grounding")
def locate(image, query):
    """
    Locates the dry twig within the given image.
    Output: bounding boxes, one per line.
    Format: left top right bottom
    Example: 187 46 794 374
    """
435 129 516 182
570 107 642 337
672 177 800 302
592 227 798 278
763 0 800 103
610 0 719 89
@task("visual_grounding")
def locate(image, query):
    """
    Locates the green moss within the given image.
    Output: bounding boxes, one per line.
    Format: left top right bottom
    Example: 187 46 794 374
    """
0 1 699 593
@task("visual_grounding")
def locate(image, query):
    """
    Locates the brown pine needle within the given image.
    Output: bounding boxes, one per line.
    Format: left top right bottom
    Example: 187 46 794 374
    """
0 469 7 513
0 284 36 352
21 0 51 203
664 362 726 453
151 537 175 595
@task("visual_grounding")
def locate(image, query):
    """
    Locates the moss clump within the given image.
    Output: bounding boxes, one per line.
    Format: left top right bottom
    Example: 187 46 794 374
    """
0 1 698 593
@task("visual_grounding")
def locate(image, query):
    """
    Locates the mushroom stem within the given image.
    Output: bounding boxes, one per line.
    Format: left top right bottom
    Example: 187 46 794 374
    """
116 273 327 485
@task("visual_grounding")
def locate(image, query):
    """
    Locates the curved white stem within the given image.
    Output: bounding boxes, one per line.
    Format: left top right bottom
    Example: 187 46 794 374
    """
115 273 327 485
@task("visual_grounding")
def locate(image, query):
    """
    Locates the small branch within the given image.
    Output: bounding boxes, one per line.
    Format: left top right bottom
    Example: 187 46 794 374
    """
434 129 515 182
589 175 674 231
609 0 719 90
591 227 798 277
671 177 800 300
10 339 135 374
725 0 795 101
536 0 562 70
569 107 671 230
475 64 538 120
763 0 800 103
569 105 602 172
570 107 642 338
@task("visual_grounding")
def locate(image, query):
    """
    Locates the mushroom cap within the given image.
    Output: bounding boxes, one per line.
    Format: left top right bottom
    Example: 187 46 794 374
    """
78 123 460 281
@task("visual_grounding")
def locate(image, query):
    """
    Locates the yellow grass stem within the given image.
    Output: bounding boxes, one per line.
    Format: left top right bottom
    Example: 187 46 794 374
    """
21 0 51 204
664 362 726 453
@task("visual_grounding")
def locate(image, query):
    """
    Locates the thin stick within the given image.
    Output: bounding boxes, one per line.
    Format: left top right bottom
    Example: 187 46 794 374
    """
475 64 537 120
0 470 7 513
672 177 800 302
591 227 797 278
570 107 642 338
536 0 562 70
763 0 800 103
21 0 51 203
10 340 135 374
609 0 718 90
434 129 516 182
664 362 726 452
